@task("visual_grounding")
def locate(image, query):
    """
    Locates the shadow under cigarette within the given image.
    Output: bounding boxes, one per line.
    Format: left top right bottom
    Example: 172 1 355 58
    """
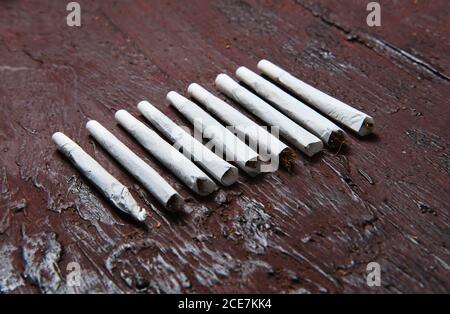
355 132 380 143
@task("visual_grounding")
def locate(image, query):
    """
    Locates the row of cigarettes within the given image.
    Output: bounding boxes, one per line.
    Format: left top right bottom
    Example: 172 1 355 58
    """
53 60 375 222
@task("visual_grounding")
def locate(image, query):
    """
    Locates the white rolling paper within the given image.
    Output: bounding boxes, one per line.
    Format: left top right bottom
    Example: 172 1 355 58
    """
115 110 217 195
85 120 184 212
188 83 295 172
166 91 261 176
236 66 345 147
137 101 238 186
257 59 375 136
215 74 323 157
52 132 147 222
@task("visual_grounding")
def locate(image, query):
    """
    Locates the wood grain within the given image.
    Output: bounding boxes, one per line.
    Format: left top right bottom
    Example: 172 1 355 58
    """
0 0 448 293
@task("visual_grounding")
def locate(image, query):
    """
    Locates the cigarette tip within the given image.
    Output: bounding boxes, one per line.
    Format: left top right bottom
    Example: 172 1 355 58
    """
215 73 228 85
114 109 129 120
257 59 279 75
257 59 270 68
52 132 66 146
187 82 200 94
359 117 375 136
235 66 248 76
86 120 102 132
52 131 63 140
85 119 96 129
137 100 150 111
166 91 182 104
166 91 175 99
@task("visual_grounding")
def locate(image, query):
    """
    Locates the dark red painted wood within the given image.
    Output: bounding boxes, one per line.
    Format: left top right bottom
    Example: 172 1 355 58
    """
0 0 448 293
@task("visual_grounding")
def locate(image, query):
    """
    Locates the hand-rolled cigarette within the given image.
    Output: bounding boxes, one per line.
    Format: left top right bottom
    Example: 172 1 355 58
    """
85 121 184 212
258 59 375 136
166 91 261 176
236 66 345 148
215 74 323 157
137 101 239 186
188 83 296 172
115 110 217 195
52 132 147 222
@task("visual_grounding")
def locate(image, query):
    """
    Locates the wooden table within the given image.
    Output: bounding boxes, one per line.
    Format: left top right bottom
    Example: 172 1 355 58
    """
0 0 448 293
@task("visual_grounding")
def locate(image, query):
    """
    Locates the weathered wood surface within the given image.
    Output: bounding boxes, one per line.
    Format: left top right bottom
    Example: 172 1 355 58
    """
0 0 448 293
